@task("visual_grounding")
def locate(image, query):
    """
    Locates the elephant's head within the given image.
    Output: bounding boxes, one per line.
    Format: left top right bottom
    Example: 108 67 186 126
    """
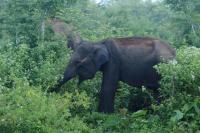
62 40 109 85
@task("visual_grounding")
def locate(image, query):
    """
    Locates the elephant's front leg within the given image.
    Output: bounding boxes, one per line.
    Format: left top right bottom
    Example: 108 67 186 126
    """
98 63 119 113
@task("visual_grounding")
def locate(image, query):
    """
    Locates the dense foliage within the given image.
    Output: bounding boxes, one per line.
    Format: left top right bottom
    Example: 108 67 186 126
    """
0 0 200 132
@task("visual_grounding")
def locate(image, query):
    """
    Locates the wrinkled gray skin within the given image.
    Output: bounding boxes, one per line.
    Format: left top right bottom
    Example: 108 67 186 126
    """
49 35 175 113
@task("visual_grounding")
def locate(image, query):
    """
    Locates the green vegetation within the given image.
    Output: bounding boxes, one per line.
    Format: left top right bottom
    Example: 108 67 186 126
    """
0 0 200 132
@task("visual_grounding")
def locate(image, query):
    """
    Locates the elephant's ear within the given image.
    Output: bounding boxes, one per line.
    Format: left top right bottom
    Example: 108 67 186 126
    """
94 47 109 69
67 33 82 50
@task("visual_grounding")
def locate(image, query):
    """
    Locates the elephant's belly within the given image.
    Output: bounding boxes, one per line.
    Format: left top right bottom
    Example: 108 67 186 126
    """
119 64 159 87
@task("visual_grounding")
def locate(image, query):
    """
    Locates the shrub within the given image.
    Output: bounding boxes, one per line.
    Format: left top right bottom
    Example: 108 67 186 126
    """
0 78 92 133
156 46 200 96
153 46 200 132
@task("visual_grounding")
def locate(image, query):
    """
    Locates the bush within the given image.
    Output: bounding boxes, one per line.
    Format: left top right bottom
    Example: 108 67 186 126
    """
0 39 70 90
0 78 92 133
153 46 200 132
156 46 200 96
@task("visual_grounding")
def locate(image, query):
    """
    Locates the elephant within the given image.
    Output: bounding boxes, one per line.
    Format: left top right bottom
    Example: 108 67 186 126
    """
48 34 175 113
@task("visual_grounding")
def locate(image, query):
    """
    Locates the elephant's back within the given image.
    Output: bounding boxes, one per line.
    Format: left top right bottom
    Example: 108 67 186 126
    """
101 36 175 64
115 36 156 47
113 36 175 62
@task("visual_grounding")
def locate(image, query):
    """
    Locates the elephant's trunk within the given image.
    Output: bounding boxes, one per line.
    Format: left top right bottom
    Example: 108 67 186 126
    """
59 65 77 85
48 65 76 92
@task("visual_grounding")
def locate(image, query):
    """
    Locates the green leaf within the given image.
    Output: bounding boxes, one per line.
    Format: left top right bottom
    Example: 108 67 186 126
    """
103 116 121 128
170 110 184 123
131 110 147 118
193 104 200 114
182 104 193 113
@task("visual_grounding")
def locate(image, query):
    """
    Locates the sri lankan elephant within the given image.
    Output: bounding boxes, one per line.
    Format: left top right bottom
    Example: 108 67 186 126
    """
48 35 175 113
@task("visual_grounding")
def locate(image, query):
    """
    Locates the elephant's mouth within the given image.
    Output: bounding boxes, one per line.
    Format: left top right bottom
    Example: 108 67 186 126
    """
78 73 94 85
